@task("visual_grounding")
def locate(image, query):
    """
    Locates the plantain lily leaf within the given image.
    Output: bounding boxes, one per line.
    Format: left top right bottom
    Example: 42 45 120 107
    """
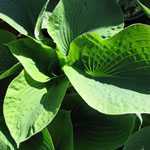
123 126 150 150
71 96 135 150
62 91 136 150
0 29 17 77
0 0 49 36
7 37 56 82
48 110 74 150
4 71 69 146
47 0 123 55
63 24 150 115
20 128 55 150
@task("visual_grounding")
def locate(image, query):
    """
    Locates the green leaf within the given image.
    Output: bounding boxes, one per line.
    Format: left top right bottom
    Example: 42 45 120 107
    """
4 71 69 145
63 24 150 115
8 37 55 82
70 95 135 150
123 126 150 150
48 110 74 150
0 116 15 150
0 29 17 75
137 0 150 18
0 63 22 80
20 128 55 150
35 0 50 40
47 0 123 55
0 0 49 35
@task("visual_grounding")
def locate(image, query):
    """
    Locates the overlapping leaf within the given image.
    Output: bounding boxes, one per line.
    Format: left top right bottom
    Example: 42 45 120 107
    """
64 24 150 114
8 37 56 82
47 0 123 55
4 71 69 145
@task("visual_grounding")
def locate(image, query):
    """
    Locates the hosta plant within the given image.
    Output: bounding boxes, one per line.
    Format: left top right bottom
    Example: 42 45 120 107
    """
0 0 150 150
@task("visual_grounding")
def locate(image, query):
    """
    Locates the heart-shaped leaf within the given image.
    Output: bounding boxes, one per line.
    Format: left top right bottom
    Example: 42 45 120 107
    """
47 0 123 55
8 37 55 82
4 71 68 145
63 24 150 114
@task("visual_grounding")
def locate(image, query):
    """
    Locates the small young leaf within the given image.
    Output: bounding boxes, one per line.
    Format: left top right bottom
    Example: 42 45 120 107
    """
4 71 69 145
47 0 123 55
8 37 56 82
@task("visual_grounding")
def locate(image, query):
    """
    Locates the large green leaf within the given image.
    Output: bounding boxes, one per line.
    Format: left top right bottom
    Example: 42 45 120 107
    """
20 128 55 150
62 90 136 150
4 71 69 145
67 24 150 93
63 24 150 114
0 0 48 35
47 0 123 55
48 110 74 150
70 95 135 150
123 126 150 150
8 37 56 82
0 29 17 75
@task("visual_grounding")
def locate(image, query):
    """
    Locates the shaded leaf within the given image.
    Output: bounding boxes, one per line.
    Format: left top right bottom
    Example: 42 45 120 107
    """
48 110 74 150
71 95 136 150
0 29 17 75
0 0 49 35
20 128 55 150
123 126 150 150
